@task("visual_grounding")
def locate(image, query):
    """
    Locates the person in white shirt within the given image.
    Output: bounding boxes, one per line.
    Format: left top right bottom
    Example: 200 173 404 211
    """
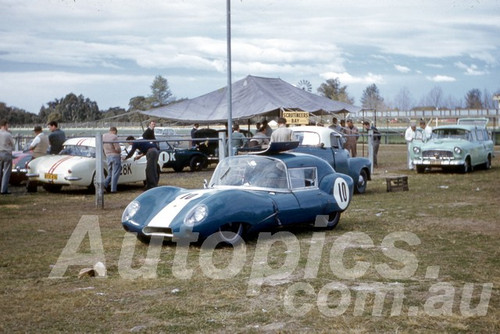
419 120 433 142
270 117 294 142
29 126 49 158
405 122 417 170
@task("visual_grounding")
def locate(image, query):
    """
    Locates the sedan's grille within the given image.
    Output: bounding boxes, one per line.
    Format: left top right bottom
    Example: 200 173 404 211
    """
143 226 173 237
422 150 453 159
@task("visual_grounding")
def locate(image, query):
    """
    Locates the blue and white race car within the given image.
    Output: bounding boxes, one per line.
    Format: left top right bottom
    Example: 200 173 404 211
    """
122 143 354 244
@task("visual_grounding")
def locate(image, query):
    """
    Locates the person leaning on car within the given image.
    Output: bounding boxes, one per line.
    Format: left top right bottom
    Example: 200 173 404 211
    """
29 126 49 159
124 136 159 190
0 119 14 195
102 127 122 193
47 121 66 154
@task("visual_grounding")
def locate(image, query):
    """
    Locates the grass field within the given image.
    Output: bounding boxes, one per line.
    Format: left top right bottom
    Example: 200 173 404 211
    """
1 144 499 333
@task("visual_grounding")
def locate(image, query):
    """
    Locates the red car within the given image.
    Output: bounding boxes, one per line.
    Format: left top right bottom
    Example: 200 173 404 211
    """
10 151 33 186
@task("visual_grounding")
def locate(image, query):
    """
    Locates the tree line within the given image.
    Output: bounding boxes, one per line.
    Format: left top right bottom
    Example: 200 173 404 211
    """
1 75 498 125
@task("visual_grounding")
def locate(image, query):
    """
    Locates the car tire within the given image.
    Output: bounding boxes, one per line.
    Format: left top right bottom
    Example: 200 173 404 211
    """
326 212 341 229
354 169 368 194
484 155 491 170
189 155 207 172
416 165 426 174
213 222 244 246
26 180 37 193
173 165 184 173
42 183 63 193
461 157 472 173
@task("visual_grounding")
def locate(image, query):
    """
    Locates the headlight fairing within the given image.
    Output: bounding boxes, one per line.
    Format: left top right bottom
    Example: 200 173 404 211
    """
122 200 140 222
412 146 421 154
454 147 462 155
184 204 208 226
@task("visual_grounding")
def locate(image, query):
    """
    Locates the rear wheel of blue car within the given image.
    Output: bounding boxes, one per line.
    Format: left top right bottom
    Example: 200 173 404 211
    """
355 169 368 194
326 212 341 229
215 222 244 245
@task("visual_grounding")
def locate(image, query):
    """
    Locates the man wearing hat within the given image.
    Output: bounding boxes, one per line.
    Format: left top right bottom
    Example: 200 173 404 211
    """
29 126 49 158
343 119 359 157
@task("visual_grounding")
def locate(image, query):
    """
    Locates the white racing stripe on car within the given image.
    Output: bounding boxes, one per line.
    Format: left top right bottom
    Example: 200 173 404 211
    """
147 189 215 228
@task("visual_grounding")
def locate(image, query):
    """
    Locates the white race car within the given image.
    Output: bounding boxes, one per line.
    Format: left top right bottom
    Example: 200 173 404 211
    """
26 137 154 192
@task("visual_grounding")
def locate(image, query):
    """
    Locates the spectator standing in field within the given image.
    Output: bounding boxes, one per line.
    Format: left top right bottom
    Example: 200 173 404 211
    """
419 119 432 142
47 121 66 154
329 117 343 133
343 119 359 157
362 121 381 168
271 117 294 142
103 127 122 193
190 123 199 147
405 121 417 170
231 124 246 154
29 125 49 158
142 120 156 140
0 119 14 194
124 136 159 190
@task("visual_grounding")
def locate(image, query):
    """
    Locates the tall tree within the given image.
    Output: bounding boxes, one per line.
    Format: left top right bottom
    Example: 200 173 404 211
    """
360 84 385 110
393 87 413 111
425 86 443 110
465 89 483 109
39 93 100 123
317 78 355 104
149 75 174 107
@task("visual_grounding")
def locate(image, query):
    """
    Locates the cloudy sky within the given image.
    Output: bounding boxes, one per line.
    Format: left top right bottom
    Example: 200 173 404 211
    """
1 0 499 113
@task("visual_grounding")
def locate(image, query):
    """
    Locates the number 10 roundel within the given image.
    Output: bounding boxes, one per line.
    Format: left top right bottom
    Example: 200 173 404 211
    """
333 178 350 210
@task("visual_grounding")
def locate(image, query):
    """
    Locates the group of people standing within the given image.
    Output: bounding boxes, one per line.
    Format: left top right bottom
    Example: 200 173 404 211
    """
103 120 160 193
405 119 432 170
0 120 66 195
329 117 381 167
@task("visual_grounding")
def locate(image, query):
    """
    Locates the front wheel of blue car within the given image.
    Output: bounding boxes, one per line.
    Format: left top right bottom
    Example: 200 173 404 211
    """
215 222 244 245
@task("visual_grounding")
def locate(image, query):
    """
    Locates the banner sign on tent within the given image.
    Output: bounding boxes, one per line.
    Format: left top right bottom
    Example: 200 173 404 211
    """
282 111 309 125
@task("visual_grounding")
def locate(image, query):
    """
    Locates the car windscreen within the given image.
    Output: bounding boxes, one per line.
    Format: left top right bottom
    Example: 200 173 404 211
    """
60 145 96 158
294 131 321 146
210 156 288 189
432 129 470 141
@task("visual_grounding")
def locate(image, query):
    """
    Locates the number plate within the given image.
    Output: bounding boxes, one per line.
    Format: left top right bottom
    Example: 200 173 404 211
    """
44 173 58 180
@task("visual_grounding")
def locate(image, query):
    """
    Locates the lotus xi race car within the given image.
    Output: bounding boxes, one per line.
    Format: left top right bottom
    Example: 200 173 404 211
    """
122 143 354 245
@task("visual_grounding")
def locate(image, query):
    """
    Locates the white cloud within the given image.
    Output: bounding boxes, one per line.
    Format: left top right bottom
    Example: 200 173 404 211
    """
394 65 411 73
454 62 488 76
320 72 384 85
426 75 456 82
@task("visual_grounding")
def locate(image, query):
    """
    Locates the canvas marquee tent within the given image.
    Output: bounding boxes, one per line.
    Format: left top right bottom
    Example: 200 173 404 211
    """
140 75 360 123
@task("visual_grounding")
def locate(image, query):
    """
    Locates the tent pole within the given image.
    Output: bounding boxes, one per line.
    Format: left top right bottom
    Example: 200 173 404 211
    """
226 0 233 156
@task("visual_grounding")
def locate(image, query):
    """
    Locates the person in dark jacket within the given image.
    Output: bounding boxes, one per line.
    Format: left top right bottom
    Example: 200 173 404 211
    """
124 136 159 190
47 121 66 154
